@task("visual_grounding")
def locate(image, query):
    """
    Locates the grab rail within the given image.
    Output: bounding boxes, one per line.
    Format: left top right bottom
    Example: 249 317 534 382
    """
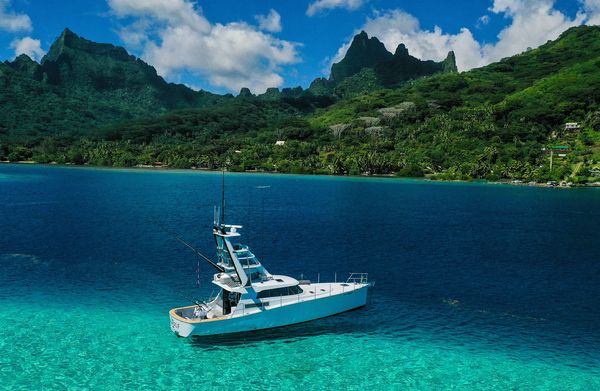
227 272 371 318
346 272 368 284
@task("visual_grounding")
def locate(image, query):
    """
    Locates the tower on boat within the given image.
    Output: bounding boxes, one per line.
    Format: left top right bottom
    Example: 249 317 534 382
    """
169 215 372 337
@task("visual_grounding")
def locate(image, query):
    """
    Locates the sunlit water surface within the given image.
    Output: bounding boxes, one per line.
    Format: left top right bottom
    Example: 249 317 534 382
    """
0 164 599 390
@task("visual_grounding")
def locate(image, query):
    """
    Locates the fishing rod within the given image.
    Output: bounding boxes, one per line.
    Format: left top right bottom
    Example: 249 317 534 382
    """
177 290 205 308
173 234 224 273
156 221 225 273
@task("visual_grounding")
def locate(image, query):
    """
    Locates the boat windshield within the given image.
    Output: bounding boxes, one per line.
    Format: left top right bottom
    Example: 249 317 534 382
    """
216 238 261 268
235 247 260 266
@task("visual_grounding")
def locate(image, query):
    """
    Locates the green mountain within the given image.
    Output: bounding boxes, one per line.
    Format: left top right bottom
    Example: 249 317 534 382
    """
2 26 600 184
310 25 600 180
0 28 223 142
330 31 394 83
325 31 457 98
256 31 457 100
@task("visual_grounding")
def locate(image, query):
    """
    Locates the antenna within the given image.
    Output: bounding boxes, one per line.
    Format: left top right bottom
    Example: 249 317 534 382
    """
213 206 219 226
221 168 225 225
220 158 231 226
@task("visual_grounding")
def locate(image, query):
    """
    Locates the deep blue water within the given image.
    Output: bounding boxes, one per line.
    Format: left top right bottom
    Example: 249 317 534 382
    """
1 164 599 390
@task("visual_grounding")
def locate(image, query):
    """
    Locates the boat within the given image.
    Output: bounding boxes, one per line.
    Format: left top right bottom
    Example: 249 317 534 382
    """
169 212 373 337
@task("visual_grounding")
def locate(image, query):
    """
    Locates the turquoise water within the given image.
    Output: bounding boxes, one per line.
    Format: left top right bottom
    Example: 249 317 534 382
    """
1 164 599 390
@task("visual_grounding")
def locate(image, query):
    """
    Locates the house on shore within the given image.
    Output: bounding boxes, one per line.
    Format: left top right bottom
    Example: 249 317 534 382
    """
564 122 581 131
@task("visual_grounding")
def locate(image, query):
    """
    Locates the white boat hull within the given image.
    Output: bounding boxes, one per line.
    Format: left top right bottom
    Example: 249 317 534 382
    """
170 283 370 337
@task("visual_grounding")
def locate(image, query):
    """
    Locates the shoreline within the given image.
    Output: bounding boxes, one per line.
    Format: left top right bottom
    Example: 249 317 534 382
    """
2 160 599 189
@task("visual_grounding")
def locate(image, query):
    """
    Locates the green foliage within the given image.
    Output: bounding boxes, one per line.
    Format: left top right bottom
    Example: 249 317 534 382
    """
334 69 384 99
3 26 600 184
0 28 224 146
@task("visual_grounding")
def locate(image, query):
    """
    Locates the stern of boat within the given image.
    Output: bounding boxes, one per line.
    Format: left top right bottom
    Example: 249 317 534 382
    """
169 307 197 337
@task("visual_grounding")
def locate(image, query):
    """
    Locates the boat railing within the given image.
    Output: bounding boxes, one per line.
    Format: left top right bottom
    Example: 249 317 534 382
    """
300 272 370 285
229 275 373 318
346 272 368 284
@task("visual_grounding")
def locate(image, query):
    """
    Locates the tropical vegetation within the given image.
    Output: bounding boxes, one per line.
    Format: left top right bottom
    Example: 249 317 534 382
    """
2 26 600 184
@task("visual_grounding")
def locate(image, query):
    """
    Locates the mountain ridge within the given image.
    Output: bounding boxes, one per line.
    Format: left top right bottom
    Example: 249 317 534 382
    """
0 28 225 140
330 31 457 87
252 30 457 100
2 25 600 184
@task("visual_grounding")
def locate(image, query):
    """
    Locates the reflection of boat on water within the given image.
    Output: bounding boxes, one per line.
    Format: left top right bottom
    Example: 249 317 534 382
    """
169 210 373 338
188 319 360 348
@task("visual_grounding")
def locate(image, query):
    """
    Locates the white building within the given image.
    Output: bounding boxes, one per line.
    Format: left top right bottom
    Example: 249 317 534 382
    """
564 122 580 131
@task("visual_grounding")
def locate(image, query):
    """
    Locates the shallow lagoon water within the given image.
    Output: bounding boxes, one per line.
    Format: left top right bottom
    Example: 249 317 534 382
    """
0 164 599 390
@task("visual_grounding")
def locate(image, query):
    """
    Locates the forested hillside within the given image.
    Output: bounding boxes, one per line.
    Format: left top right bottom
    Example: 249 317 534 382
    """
0 29 224 144
2 26 600 183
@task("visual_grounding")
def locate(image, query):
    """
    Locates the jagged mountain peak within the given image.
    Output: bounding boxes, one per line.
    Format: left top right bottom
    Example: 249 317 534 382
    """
443 51 457 72
238 87 254 97
43 27 132 65
330 31 392 83
394 43 409 57
327 31 458 97
353 30 386 47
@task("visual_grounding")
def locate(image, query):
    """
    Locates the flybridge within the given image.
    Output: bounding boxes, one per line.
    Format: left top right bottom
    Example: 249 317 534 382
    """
213 223 257 288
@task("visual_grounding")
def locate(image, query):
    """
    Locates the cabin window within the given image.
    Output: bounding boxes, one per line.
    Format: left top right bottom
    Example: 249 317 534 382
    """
248 272 262 281
257 285 304 299
238 255 259 266
288 285 303 295
235 247 260 266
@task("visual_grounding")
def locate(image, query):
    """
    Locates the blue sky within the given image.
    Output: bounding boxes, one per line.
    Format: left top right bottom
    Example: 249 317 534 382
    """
0 0 596 94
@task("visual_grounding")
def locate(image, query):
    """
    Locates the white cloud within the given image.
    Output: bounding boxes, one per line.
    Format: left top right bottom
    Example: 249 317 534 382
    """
255 9 282 33
582 0 600 24
483 0 584 62
307 0 366 17
1 1 44 62
108 0 299 93
331 1 587 73
0 0 32 32
329 10 485 71
116 19 151 49
108 0 209 32
10 36 45 61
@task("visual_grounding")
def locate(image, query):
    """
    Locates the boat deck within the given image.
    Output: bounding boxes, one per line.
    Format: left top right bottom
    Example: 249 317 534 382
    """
170 281 370 324
170 307 229 324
